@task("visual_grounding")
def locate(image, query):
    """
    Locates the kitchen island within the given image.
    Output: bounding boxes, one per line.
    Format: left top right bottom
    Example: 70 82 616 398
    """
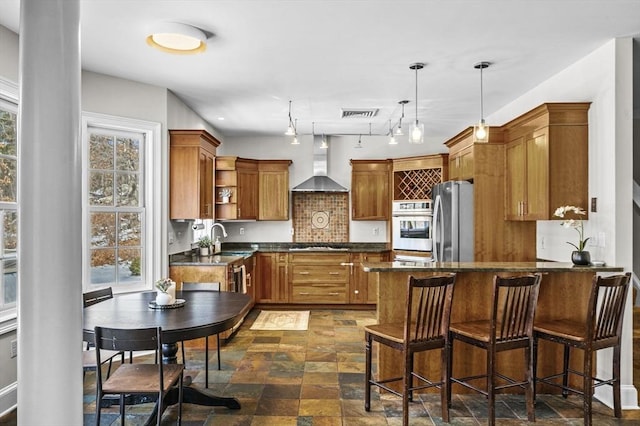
362 260 624 394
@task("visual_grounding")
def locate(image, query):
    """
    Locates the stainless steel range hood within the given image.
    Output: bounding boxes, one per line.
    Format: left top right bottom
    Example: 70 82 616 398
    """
292 135 348 192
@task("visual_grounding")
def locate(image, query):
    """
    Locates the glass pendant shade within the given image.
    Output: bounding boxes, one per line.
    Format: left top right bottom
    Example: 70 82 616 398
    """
395 125 404 136
389 134 397 145
409 120 424 144
285 125 295 136
291 135 299 145
473 119 489 143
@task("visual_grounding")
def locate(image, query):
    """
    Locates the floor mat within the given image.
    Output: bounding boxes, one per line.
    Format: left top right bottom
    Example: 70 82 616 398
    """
249 310 310 331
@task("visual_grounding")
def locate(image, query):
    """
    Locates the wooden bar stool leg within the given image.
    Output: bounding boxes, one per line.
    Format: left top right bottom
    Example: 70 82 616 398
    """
525 345 535 421
403 351 411 426
487 348 496 426
583 347 593 426
364 334 372 411
441 343 450 423
562 345 570 398
613 344 622 418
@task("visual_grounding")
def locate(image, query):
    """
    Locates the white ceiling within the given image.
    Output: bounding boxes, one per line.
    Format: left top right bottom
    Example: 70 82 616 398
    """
1 0 639 142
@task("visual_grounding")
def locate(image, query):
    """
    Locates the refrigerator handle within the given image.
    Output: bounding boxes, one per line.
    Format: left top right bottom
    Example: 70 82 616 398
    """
433 194 443 262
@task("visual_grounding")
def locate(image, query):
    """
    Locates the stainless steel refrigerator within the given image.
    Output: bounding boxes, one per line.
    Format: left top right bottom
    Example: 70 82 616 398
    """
431 181 474 262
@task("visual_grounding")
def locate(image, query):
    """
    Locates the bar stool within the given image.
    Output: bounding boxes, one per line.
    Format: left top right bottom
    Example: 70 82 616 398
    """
364 273 456 426
533 272 631 426
447 273 542 426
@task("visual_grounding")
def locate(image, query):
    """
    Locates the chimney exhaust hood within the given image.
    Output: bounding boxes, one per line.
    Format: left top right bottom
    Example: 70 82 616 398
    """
292 135 348 192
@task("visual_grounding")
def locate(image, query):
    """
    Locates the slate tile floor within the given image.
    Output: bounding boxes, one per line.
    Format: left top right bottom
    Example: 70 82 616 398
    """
2 308 640 425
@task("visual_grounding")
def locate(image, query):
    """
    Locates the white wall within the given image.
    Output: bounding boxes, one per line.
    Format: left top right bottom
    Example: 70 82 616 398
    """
487 38 637 409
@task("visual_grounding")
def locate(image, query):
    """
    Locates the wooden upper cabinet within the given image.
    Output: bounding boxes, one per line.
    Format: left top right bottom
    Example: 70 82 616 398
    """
258 160 292 220
503 103 590 221
215 156 258 220
350 159 391 220
169 129 220 220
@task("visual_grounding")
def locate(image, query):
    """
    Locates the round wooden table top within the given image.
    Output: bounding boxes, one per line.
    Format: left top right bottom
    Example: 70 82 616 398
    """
83 290 252 344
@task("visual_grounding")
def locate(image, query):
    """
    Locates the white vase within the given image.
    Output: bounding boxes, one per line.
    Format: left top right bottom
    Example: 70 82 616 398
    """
155 291 172 306
167 282 176 304
222 195 230 203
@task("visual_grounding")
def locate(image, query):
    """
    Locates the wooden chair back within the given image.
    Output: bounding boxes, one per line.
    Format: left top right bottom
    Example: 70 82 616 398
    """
491 274 541 344
405 274 456 347
83 287 113 308
587 273 631 344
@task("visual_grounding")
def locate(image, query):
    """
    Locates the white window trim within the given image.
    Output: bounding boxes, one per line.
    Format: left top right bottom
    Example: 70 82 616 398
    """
81 112 162 293
0 77 18 324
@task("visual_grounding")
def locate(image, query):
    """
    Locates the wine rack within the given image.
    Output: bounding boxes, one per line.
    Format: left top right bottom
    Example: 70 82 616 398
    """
394 168 442 200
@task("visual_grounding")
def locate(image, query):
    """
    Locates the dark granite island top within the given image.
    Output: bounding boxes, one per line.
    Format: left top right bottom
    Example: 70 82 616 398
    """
363 260 623 273
364 260 625 396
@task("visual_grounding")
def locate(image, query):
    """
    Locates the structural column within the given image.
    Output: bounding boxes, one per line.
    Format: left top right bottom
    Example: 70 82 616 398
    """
17 0 82 424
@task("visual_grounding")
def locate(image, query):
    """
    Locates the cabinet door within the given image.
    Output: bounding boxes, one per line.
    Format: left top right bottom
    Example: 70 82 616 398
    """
351 170 389 220
256 253 288 303
505 137 526 220
524 130 549 220
349 252 383 304
237 169 258 219
199 149 215 219
460 150 474 180
259 170 289 220
449 156 460 181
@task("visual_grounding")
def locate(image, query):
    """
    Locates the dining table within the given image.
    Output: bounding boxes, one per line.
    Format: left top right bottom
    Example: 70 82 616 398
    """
83 289 252 420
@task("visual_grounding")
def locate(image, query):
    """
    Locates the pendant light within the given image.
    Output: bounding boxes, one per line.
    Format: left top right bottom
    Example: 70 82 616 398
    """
354 134 362 149
388 120 397 145
408 63 425 144
285 100 296 136
395 100 409 136
473 61 491 143
291 119 299 145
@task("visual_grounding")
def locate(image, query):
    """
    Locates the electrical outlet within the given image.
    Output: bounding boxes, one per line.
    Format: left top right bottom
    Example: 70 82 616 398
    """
372 227 379 236
239 227 245 235
10 339 17 358
539 236 545 249
290 228 295 235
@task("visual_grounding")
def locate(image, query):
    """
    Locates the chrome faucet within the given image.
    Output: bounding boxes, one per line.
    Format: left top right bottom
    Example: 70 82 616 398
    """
210 222 228 242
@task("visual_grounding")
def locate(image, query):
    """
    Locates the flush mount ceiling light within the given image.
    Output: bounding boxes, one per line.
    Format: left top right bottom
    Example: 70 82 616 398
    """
473 61 491 143
395 100 409 136
146 22 207 54
408 63 425 144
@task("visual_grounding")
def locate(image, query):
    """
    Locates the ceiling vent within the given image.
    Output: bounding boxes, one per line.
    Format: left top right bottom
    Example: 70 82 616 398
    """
340 108 379 119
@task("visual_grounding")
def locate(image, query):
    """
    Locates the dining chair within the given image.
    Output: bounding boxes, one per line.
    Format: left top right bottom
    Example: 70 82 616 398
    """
533 272 631 426
82 287 124 379
94 326 184 426
447 273 542 426
364 273 456 425
180 281 222 388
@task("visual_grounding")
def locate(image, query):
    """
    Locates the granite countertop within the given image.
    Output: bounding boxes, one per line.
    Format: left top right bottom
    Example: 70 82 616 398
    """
169 243 390 266
363 260 624 273
169 253 246 266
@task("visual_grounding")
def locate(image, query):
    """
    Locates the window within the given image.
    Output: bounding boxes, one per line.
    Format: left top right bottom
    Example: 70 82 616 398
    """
0 94 18 319
82 114 161 294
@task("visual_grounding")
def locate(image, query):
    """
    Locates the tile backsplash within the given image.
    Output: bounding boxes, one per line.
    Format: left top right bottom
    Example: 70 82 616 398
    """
292 193 349 242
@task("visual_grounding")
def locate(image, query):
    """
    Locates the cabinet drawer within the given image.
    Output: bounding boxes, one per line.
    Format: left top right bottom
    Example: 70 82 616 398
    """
289 253 349 264
291 283 347 303
291 265 348 283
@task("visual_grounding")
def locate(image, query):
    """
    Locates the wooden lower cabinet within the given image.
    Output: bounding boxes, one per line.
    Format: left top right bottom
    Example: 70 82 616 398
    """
255 252 289 303
169 263 240 292
349 252 386 304
289 253 350 304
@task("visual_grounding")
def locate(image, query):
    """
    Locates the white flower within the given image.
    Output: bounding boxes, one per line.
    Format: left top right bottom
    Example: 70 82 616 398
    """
155 278 174 293
553 205 589 251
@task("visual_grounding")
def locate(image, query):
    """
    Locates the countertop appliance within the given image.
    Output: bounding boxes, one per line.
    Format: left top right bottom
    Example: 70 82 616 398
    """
432 181 474 262
392 200 433 252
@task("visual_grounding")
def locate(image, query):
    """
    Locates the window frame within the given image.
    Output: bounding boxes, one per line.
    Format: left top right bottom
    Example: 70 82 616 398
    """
81 113 162 294
0 77 18 322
